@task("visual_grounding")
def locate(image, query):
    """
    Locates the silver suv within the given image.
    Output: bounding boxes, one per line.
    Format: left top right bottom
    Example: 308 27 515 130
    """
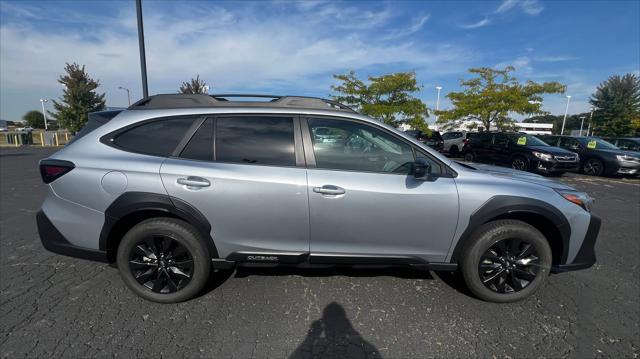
37 94 600 303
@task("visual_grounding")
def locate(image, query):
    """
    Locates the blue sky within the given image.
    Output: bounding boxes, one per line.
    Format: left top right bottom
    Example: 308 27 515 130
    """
1 0 638 123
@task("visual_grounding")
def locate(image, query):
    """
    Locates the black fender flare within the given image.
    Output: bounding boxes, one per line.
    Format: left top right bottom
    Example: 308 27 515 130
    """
99 192 218 260
450 195 571 264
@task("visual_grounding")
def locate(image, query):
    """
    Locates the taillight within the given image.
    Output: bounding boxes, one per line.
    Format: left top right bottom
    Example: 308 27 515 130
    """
39 159 75 184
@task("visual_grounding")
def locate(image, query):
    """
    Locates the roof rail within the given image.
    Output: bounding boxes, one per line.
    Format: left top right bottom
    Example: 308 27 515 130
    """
127 94 357 113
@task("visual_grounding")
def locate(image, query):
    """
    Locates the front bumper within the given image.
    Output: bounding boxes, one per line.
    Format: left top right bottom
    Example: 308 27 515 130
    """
36 210 108 262
552 214 601 272
533 159 580 173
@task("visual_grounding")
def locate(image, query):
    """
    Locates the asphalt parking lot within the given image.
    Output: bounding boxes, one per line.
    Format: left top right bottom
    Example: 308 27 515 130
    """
1 147 639 358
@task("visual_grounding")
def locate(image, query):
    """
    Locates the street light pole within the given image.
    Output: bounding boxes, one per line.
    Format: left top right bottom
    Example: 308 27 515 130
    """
435 86 442 122
39 99 48 131
561 95 571 135
588 106 594 136
579 116 586 136
136 0 149 98
118 86 131 105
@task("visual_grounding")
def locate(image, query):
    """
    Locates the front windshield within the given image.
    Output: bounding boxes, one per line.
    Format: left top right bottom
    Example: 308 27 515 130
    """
579 137 619 150
505 134 549 147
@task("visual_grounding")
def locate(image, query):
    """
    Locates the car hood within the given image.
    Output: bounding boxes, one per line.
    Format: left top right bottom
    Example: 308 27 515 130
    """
526 145 575 155
465 163 575 190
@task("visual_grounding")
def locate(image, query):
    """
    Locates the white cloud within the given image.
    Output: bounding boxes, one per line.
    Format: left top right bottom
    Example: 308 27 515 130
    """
0 2 472 120
495 0 543 16
383 13 430 40
535 55 577 62
461 17 491 29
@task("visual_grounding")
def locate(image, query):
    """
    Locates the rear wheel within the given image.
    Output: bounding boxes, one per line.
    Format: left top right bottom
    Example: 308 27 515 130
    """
117 218 210 303
460 220 552 302
583 158 604 176
463 152 474 162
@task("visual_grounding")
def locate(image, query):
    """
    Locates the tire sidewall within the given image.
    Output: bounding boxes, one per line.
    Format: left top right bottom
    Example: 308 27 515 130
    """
511 155 528 171
461 221 552 303
117 218 210 303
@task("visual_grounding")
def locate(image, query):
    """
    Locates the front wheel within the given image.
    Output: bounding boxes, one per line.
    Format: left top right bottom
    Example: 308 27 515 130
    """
511 156 529 171
460 220 552 303
117 218 211 303
583 158 604 176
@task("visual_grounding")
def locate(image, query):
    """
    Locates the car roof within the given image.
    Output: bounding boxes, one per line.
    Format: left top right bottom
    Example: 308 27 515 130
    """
128 94 357 114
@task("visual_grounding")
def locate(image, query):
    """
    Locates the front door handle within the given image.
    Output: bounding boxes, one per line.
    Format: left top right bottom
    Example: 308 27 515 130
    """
313 185 346 195
177 176 210 188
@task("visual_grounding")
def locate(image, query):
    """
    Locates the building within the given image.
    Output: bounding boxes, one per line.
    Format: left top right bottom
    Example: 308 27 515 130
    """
428 120 553 135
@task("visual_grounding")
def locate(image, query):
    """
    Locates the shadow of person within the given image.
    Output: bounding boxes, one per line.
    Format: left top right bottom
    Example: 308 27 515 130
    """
290 302 382 359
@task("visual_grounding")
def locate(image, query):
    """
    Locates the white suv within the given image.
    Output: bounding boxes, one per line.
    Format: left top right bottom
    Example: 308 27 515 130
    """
442 131 469 156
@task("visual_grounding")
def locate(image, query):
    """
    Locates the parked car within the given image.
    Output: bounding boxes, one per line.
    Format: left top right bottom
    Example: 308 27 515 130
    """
462 132 579 175
539 135 640 176
38 94 600 303
404 130 444 152
15 126 34 132
441 131 469 156
602 137 640 152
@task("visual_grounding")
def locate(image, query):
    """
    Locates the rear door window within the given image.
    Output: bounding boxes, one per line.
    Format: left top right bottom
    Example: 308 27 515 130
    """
215 116 296 166
180 118 214 161
112 117 195 156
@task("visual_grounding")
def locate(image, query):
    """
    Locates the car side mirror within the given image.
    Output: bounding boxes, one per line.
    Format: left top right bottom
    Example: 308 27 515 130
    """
413 158 432 180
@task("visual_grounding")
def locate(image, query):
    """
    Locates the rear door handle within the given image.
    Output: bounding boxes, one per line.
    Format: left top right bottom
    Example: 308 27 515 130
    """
313 185 346 195
177 176 210 188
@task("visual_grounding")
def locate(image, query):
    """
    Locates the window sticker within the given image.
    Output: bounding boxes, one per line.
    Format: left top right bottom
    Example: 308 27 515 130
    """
517 136 527 145
587 140 597 149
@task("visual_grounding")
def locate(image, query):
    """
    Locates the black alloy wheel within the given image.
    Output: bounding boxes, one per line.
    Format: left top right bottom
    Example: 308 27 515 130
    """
511 157 528 171
129 235 194 293
478 238 540 293
583 158 604 176
464 152 474 162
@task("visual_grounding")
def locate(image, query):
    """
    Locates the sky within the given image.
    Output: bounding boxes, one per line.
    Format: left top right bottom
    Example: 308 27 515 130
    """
1 0 639 123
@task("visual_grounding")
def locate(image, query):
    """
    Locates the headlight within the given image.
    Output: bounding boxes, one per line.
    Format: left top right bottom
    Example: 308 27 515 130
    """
555 189 594 212
617 154 639 162
533 151 553 161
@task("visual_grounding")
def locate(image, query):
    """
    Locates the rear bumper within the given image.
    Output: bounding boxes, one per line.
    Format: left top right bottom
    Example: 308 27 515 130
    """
552 214 601 272
37 210 108 262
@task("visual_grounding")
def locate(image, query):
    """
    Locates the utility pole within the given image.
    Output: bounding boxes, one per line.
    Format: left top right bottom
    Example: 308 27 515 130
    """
136 0 149 98
39 99 48 130
588 106 594 136
561 95 571 135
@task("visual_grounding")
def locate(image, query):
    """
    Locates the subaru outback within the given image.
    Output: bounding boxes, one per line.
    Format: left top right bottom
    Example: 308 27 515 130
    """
37 94 600 303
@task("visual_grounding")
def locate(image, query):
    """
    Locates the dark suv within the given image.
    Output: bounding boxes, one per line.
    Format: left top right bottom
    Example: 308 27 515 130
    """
602 137 640 152
463 132 579 175
540 135 640 176
404 130 444 152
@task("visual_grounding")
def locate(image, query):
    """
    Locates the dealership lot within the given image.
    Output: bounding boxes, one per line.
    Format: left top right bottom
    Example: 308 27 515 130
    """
1 147 638 358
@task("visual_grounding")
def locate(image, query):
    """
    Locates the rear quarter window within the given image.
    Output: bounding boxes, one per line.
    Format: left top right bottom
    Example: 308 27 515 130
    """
110 117 195 157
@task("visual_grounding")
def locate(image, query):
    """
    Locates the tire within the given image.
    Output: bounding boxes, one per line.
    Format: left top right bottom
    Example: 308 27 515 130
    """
511 156 529 171
449 145 459 157
117 218 211 303
463 152 474 162
460 220 552 303
583 158 604 176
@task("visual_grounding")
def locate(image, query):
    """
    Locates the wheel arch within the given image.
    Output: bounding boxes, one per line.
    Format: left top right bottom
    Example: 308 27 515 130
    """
100 192 218 263
450 196 570 266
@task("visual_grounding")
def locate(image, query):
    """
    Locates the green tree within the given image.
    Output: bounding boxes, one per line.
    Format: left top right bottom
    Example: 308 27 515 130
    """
331 71 430 132
436 66 566 131
49 63 106 133
22 110 45 129
589 73 640 136
179 75 209 94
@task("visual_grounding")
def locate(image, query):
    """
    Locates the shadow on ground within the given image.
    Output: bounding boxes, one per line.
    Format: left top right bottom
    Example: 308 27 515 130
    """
289 302 382 359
